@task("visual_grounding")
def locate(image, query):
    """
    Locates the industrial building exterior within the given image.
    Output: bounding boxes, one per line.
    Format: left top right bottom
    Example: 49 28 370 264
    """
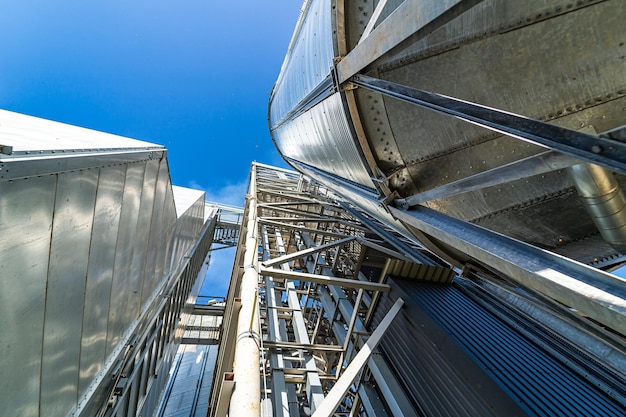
2 0 626 416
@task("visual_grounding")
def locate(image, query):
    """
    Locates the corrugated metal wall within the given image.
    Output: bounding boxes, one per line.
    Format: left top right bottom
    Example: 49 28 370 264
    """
269 0 377 190
269 0 334 126
0 114 208 417
372 279 626 416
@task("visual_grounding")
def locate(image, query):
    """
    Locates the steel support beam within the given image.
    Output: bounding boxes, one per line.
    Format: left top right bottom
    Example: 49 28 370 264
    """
311 298 404 417
358 383 390 417
259 266 391 293
258 218 349 239
337 0 481 83
397 150 581 207
357 0 389 45
300 232 416 416
262 236 357 268
355 237 412 262
214 373 236 417
390 205 626 336
263 341 346 353
261 226 293 417
275 229 325 413
340 202 436 265
352 74 626 176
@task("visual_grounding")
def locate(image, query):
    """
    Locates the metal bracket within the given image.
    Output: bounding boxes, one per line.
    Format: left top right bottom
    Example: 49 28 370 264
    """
0 144 13 155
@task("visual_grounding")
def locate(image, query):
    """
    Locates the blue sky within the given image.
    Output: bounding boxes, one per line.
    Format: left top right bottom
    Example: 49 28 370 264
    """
0 1 303 296
0 0 300 202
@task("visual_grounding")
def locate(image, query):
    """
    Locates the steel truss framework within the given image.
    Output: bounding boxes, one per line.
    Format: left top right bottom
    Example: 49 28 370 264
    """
209 163 453 417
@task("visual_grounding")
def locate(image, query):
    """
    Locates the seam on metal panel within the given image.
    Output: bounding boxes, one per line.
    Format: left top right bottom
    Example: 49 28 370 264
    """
379 0 609 73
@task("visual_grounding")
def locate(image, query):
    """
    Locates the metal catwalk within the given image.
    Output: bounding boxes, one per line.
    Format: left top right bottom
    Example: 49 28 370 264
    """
207 163 626 416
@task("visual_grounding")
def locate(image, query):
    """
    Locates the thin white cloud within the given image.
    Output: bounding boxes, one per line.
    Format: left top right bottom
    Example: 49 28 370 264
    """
188 179 248 208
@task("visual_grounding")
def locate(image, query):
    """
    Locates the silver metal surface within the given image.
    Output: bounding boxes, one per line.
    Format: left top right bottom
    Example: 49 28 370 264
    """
273 0 626 266
356 0 389 45
0 109 162 153
211 164 438 416
312 298 404 417
337 0 478 83
79 165 126 397
272 93 376 189
261 225 298 417
269 0 334 126
41 169 98 415
570 163 626 252
260 266 391 292
352 74 626 176
130 159 159 321
399 150 581 206
141 159 170 308
107 162 147 356
0 111 209 417
390 205 626 336
0 175 56 416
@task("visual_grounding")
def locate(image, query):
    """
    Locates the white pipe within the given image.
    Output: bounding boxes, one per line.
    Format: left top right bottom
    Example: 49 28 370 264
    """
229 165 261 417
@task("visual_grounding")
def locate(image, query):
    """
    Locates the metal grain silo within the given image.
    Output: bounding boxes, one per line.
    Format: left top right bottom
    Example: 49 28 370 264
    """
269 0 626 326
267 2 626 414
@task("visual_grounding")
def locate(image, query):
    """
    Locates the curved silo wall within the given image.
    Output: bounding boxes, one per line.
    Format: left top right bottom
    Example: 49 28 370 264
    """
271 0 626 265
269 0 334 125
269 0 376 190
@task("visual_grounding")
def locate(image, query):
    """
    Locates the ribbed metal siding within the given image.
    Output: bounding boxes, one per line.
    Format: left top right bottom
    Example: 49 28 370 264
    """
269 0 334 126
0 153 205 416
374 285 515 416
272 92 376 189
374 279 626 416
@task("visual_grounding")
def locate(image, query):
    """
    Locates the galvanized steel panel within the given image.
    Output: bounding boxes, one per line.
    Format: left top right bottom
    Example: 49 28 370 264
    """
0 109 206 417
171 186 206 275
383 1 626 165
173 185 205 218
141 159 170 308
168 186 205 276
0 109 162 153
0 175 56 416
129 159 160 319
41 169 98 416
272 93 376 189
162 181 177 278
107 162 147 356
269 0 334 125
79 165 126 397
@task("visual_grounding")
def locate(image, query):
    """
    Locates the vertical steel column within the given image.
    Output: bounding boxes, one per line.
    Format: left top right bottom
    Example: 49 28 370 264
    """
275 229 325 412
261 225 296 417
229 166 261 417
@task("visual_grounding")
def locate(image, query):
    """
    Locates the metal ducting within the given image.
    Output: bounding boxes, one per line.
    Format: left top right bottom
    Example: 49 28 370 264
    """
570 163 626 253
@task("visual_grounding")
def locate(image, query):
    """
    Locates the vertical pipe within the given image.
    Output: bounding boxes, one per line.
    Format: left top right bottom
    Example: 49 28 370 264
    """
229 165 261 416
569 163 626 252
